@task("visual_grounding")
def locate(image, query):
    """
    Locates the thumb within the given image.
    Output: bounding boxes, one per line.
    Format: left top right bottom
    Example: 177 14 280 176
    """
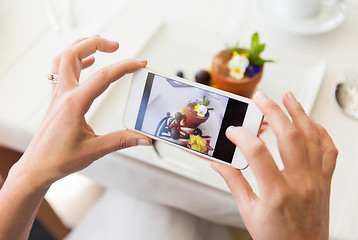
93 129 152 157
211 162 254 206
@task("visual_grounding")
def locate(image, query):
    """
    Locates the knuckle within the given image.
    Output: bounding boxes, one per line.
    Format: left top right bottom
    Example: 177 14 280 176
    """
94 35 101 41
284 127 301 143
297 178 323 206
247 140 266 158
116 138 128 150
92 36 102 48
62 94 75 106
305 132 322 149
267 101 282 114
293 102 306 115
225 176 236 191
97 68 109 82
317 125 328 136
263 101 285 120
317 126 339 157
301 182 316 202
224 175 236 191
311 133 322 146
59 92 78 111
270 186 290 208
329 147 339 158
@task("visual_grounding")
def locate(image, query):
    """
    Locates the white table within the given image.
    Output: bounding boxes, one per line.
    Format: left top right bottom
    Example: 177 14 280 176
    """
1 0 357 238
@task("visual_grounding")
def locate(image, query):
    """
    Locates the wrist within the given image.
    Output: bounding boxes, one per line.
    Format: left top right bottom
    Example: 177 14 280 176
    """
7 160 50 195
0 158 50 240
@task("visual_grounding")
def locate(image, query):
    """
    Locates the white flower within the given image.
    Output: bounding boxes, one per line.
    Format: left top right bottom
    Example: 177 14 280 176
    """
227 54 249 80
197 105 208 117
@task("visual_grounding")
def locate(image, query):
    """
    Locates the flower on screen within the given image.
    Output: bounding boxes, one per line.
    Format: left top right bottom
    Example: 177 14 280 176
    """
196 105 208 117
193 95 213 117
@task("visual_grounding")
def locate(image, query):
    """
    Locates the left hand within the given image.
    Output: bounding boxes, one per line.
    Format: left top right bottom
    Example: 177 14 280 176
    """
13 36 151 189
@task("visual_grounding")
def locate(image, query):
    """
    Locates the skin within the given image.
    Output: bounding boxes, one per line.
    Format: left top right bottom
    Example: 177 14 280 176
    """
0 36 151 240
0 36 338 240
211 91 338 240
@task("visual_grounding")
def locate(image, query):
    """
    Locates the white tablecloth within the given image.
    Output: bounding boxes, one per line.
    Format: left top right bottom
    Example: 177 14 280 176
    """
66 189 234 240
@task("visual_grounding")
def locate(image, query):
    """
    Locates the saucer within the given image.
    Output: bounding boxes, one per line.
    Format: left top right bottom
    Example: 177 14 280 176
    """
256 0 346 35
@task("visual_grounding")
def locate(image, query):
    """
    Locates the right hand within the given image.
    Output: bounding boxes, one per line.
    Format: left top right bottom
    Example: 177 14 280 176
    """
212 91 338 240
12 36 152 190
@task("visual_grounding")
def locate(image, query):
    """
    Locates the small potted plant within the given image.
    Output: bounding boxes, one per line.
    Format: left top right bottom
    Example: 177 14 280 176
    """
185 95 214 128
211 32 273 98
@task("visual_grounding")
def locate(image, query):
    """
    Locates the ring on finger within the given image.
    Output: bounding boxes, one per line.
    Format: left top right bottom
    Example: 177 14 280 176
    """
47 74 59 84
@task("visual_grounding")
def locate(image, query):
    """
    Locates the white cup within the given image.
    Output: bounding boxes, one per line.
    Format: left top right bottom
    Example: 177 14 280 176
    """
278 0 321 18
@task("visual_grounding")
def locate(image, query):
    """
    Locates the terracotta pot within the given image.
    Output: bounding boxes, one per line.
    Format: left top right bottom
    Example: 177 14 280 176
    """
211 50 263 98
185 103 209 128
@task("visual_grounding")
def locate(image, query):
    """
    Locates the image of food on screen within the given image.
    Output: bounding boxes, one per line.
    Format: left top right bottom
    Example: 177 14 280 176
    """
140 75 228 156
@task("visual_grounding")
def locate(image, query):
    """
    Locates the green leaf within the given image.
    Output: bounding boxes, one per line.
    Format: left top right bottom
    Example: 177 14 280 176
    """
247 32 274 66
202 95 210 106
226 32 274 66
251 32 259 46
250 58 274 65
249 32 265 58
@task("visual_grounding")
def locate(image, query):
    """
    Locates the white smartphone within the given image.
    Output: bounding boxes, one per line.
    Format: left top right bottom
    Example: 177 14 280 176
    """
123 68 263 169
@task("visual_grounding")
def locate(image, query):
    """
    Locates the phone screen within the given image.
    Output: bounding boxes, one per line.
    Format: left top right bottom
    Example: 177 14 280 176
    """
135 72 248 163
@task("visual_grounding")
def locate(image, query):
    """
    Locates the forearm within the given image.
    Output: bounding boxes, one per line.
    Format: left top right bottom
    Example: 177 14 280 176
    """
0 163 48 240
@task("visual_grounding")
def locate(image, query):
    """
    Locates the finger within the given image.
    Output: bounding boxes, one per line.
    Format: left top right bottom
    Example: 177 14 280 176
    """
58 37 119 87
51 56 95 93
310 118 338 185
69 36 92 46
78 59 147 114
282 91 323 174
211 161 256 207
89 130 152 158
51 52 64 92
53 54 94 74
226 126 284 196
51 37 96 93
81 56 95 70
51 37 90 75
253 91 308 174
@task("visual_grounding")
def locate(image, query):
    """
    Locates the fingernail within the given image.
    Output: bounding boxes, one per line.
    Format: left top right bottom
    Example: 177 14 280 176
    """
226 126 236 133
138 139 150 146
136 59 147 64
111 41 119 47
286 91 296 101
210 162 220 174
254 91 267 99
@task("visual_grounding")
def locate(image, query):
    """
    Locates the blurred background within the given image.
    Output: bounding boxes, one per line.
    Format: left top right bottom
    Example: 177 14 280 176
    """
0 0 358 239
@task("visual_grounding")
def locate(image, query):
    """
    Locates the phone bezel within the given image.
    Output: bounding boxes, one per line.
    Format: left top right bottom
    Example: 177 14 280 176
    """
123 68 263 169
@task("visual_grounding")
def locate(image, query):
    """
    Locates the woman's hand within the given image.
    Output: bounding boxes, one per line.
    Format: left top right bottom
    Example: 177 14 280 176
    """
12 36 152 189
212 91 338 240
